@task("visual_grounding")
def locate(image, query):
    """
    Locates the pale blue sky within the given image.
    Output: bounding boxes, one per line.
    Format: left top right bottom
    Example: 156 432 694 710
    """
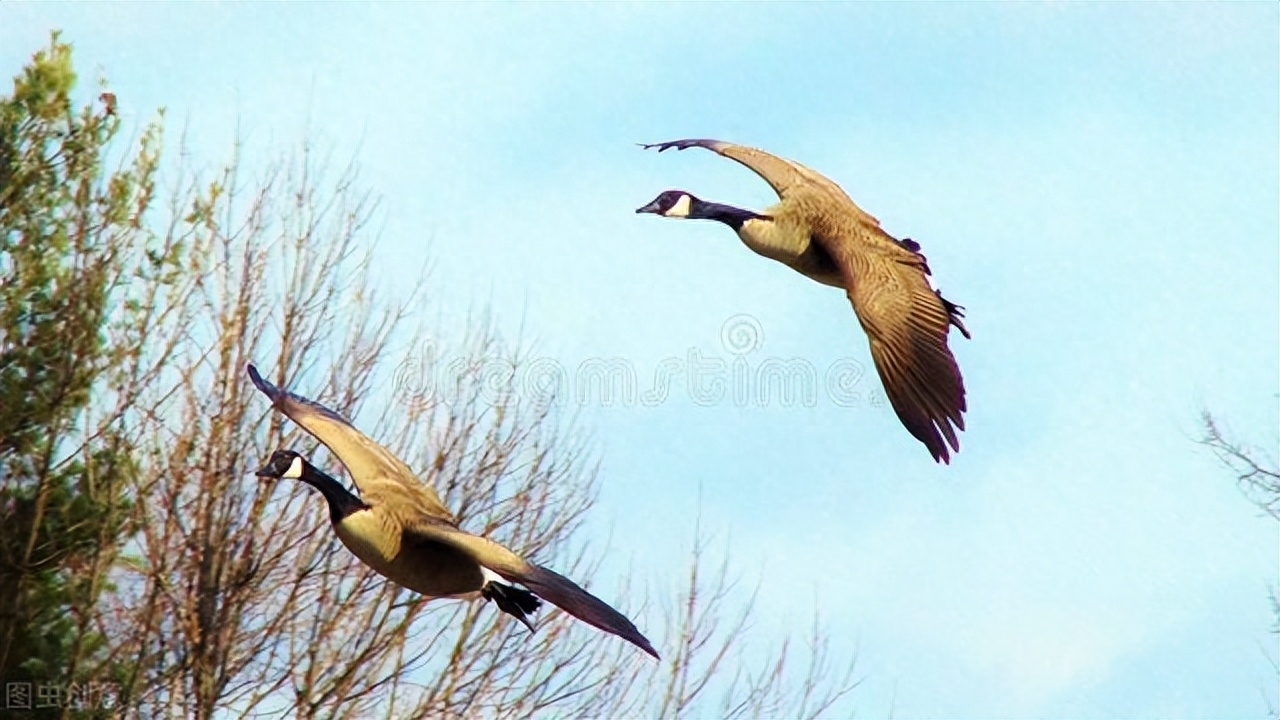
4 3 1277 718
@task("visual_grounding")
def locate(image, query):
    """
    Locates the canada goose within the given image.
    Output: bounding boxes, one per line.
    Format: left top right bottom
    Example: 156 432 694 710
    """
247 364 658 658
637 138 970 463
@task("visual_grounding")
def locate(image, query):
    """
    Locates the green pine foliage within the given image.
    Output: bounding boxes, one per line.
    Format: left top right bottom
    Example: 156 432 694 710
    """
0 32 169 715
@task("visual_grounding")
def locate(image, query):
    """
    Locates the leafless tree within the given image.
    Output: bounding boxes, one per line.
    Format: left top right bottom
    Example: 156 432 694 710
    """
84 132 863 718
6 37 863 719
1201 411 1280 521
1200 409 1280 719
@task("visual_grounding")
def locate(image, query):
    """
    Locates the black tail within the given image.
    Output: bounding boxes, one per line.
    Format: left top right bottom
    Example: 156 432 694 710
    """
482 581 542 633
935 290 971 339
897 238 971 340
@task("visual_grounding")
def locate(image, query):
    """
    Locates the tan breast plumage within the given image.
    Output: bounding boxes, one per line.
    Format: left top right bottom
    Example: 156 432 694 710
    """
737 206 844 288
334 509 401 572
334 508 485 599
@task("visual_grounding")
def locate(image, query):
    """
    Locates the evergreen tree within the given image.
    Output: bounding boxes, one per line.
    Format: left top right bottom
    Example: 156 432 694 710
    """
0 33 167 716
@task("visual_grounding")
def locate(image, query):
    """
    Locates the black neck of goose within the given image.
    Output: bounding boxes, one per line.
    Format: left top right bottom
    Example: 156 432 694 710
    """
297 462 368 523
689 198 766 231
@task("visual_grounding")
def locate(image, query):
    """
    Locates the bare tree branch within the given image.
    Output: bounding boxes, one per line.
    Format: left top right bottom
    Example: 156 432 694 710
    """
1200 410 1280 520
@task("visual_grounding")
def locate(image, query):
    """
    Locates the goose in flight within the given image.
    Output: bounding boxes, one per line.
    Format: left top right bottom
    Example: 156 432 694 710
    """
637 139 970 463
247 364 658 658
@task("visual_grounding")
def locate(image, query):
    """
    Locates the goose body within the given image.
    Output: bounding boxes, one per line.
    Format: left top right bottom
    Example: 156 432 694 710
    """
738 200 845 287
248 364 657 657
638 138 970 463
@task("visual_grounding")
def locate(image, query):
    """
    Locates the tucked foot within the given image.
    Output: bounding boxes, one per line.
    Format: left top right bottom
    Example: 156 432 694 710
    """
482 581 542 634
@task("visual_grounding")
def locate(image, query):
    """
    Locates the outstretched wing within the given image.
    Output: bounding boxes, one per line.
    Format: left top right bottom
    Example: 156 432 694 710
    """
427 524 659 659
822 234 968 463
641 138 880 225
247 363 457 521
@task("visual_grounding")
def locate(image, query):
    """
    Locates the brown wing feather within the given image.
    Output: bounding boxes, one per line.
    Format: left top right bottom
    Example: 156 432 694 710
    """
424 524 660 658
247 364 457 521
834 244 967 463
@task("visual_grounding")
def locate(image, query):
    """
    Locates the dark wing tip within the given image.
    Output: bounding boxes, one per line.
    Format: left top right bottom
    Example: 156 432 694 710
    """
526 565 661 660
870 341 965 465
638 637 661 660
931 409 964 463
920 393 963 464
640 138 725 154
613 623 659 659
915 420 952 464
246 363 279 399
246 362 266 391
927 415 963 464
594 611 661 660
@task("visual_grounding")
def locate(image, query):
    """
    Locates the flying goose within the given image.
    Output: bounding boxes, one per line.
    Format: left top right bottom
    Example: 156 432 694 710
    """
637 138 970 463
247 364 658 658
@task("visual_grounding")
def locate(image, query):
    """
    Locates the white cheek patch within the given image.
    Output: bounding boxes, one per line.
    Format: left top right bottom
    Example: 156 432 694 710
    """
284 456 305 479
666 194 692 218
480 566 506 586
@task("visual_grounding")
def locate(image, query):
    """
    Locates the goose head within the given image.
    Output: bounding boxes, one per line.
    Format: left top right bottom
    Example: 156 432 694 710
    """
636 190 767 231
636 190 697 218
254 449 367 522
255 449 306 480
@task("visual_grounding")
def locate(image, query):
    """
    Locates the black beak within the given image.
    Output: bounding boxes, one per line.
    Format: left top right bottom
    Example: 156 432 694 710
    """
254 465 275 478
636 199 663 214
